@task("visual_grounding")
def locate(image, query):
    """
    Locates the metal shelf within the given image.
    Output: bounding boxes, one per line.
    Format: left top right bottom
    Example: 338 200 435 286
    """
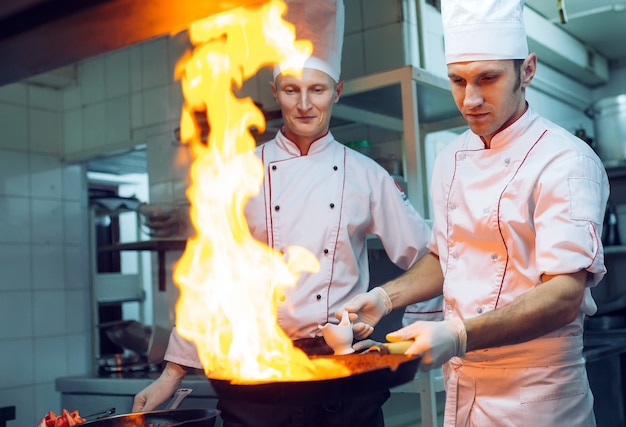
99 238 187 292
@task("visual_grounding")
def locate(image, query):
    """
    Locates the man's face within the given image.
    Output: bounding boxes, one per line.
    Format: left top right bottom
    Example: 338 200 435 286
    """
447 57 532 146
271 68 343 147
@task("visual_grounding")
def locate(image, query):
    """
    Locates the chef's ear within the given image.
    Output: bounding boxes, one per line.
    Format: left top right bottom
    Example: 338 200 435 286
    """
269 80 278 102
333 80 344 103
520 53 537 88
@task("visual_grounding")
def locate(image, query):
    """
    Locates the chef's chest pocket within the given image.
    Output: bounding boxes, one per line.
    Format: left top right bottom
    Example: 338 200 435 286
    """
520 379 588 426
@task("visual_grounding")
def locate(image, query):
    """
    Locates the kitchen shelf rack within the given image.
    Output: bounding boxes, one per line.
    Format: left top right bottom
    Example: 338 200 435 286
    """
99 238 187 292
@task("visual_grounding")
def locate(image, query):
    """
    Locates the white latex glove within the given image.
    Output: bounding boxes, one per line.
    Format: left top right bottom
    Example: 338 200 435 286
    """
387 318 467 371
352 338 381 353
132 362 187 412
341 287 392 340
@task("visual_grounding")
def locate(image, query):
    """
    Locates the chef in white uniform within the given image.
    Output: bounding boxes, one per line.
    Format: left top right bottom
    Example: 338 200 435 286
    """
133 1 440 424
342 0 609 426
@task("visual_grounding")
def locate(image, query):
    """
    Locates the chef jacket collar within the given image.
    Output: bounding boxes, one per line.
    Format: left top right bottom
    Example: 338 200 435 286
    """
275 129 335 156
482 105 534 150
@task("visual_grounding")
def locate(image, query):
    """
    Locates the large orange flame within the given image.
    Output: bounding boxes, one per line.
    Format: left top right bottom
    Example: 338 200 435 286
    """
173 0 350 383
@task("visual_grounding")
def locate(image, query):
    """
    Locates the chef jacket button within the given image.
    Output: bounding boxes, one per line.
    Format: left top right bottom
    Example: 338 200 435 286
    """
504 158 511 165
316 294 322 300
483 207 489 214
451 253 458 260
491 253 498 260
324 248 329 254
274 205 280 211
333 166 338 171
329 203 335 208
449 204 456 211
272 165 277 170
477 307 484 314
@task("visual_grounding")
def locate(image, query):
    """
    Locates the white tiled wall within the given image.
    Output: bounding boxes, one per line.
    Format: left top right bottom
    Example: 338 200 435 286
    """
0 83 91 426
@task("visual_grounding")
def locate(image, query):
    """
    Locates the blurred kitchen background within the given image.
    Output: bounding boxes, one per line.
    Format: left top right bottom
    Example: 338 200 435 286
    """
1 0 626 426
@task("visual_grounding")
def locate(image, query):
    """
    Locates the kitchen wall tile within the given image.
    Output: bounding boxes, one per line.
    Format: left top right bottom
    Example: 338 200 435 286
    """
0 196 31 243
65 291 91 334
0 386 35 427
64 245 89 290
362 0 403 30
31 199 64 244
65 333 92 376
104 96 131 145
32 244 65 290
141 37 170 90
0 338 35 385
0 149 29 196
34 336 68 382
80 58 105 104
345 0 363 34
363 23 406 75
129 44 143 94
142 85 170 127
342 32 365 80
63 201 86 245
29 109 61 155
30 154 63 199
105 49 131 99
167 31 192 83
0 82 27 105
28 85 60 111
82 102 106 152
0 103 28 150
35 383 61 425
33 291 66 336
0 243 31 291
168 81 184 121
0 292 33 338
63 164 87 202
131 92 144 130
63 108 84 156
62 85 82 110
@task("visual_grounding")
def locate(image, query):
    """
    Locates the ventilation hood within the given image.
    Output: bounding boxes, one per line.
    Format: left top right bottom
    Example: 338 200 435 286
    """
0 0 266 87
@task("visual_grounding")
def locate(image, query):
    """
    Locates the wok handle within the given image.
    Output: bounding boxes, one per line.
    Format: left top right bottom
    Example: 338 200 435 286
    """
165 388 193 409
368 340 413 354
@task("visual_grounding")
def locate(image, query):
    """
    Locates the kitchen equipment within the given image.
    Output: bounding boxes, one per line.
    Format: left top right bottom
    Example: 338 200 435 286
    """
208 353 420 406
99 320 151 355
590 94 626 165
77 409 220 427
137 202 185 238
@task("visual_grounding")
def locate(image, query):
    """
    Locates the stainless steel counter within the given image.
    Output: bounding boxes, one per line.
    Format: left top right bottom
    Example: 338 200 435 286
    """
55 373 219 416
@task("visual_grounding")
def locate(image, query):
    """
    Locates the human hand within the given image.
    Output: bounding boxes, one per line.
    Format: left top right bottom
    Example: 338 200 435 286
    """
386 317 466 371
132 362 186 412
340 287 392 339
351 338 381 353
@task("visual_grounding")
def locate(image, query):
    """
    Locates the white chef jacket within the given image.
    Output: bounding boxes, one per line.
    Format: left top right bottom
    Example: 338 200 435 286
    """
429 105 608 426
165 130 435 367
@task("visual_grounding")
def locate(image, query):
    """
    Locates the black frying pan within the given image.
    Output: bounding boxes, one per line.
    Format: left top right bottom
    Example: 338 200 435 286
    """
77 409 220 427
209 353 421 406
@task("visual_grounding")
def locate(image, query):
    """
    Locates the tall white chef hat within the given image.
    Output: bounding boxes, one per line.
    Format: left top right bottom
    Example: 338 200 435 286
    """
274 0 345 82
442 0 529 64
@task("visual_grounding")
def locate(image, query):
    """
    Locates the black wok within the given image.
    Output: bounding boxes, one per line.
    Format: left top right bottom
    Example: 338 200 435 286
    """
78 409 220 427
209 353 421 406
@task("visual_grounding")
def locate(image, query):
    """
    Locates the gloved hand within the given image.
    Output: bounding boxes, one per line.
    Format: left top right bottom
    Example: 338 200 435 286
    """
132 362 187 412
351 338 381 353
387 317 467 371
340 287 392 340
